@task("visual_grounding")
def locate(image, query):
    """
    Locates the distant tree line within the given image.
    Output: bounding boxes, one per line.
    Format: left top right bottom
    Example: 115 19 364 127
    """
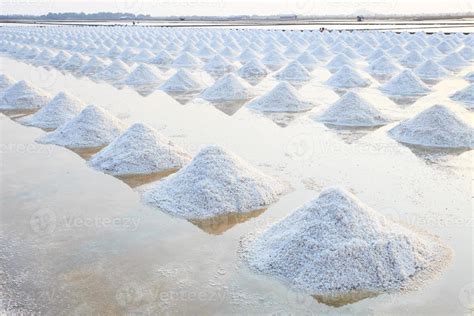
0 12 151 20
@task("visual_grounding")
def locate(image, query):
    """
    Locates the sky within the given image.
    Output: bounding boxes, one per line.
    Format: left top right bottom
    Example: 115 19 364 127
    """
1 0 473 16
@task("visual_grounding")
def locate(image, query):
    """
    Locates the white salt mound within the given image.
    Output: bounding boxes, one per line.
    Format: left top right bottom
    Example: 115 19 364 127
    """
464 72 474 82
143 145 284 219
0 74 15 93
275 61 311 82
388 104 474 148
243 187 450 294
317 92 389 127
247 82 314 113
450 83 474 110
37 104 126 148
414 60 448 80
200 73 253 102
89 123 191 176
238 59 268 79
159 69 203 93
367 56 399 76
0 80 51 110
380 70 430 96
96 60 130 81
19 92 85 129
326 65 370 89
124 64 162 86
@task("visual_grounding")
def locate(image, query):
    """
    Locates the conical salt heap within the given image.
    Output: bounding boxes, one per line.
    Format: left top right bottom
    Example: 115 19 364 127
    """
61 53 88 71
89 123 191 176
458 46 473 61
326 54 354 72
317 92 389 127
450 83 474 110
388 104 474 148
247 82 314 113
159 69 204 93
439 52 469 71
171 52 202 68
204 55 235 74
464 71 474 83
19 92 85 129
143 145 284 219
367 56 400 77
123 64 162 86
0 80 51 110
50 51 71 68
399 50 426 68
0 74 15 94
326 65 370 89
80 56 107 76
150 50 173 65
37 104 126 149
296 52 318 71
261 51 288 70
243 187 450 294
238 59 269 79
414 60 448 80
380 70 430 96
200 73 253 102
275 61 311 82
96 60 130 81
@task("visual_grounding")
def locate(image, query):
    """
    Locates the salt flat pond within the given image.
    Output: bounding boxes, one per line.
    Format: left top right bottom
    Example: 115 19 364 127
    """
0 33 473 315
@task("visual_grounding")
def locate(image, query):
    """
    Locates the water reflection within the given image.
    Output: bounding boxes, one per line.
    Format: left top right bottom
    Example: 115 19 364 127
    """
210 99 248 116
69 146 104 160
387 95 422 106
0 109 37 119
313 291 379 307
242 77 265 86
116 169 177 188
188 208 266 235
398 142 471 164
324 124 381 144
165 91 201 105
262 112 302 128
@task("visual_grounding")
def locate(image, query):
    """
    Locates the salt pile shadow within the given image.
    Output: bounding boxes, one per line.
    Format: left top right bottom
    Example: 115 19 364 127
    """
116 169 177 188
188 208 266 235
131 85 158 97
324 124 380 144
387 95 421 106
1 109 37 119
262 112 302 128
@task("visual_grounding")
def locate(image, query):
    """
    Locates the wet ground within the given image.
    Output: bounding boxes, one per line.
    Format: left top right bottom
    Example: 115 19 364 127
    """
0 49 473 315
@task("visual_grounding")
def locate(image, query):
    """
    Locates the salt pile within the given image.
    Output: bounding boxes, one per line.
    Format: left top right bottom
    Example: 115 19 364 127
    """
459 46 473 61
0 80 51 110
37 104 126 148
243 187 450 294
326 65 370 89
89 123 191 176
96 60 130 82
159 69 203 93
388 104 474 148
61 53 88 71
317 92 389 127
275 61 311 82
204 55 235 74
143 145 284 219
123 64 162 86
464 72 474 82
439 52 469 71
247 82 314 113
399 51 426 68
238 59 269 79
200 73 253 102
296 52 318 71
414 60 448 80
80 56 107 75
50 51 71 68
19 92 85 129
326 54 353 72
261 51 287 70
150 50 173 65
171 52 202 69
380 70 430 96
450 84 474 110
0 74 15 93
367 56 400 77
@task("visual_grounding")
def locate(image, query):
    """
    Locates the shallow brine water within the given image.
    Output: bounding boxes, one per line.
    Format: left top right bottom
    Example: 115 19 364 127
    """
0 42 473 316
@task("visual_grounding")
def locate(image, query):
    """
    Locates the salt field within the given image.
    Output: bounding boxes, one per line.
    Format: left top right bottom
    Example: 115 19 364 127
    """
0 23 473 315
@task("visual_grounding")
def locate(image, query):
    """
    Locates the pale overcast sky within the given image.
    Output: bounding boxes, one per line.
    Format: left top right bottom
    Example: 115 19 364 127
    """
1 0 473 16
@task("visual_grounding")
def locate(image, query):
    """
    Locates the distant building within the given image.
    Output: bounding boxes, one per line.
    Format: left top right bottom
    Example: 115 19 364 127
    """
280 14 297 20
357 16 364 22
